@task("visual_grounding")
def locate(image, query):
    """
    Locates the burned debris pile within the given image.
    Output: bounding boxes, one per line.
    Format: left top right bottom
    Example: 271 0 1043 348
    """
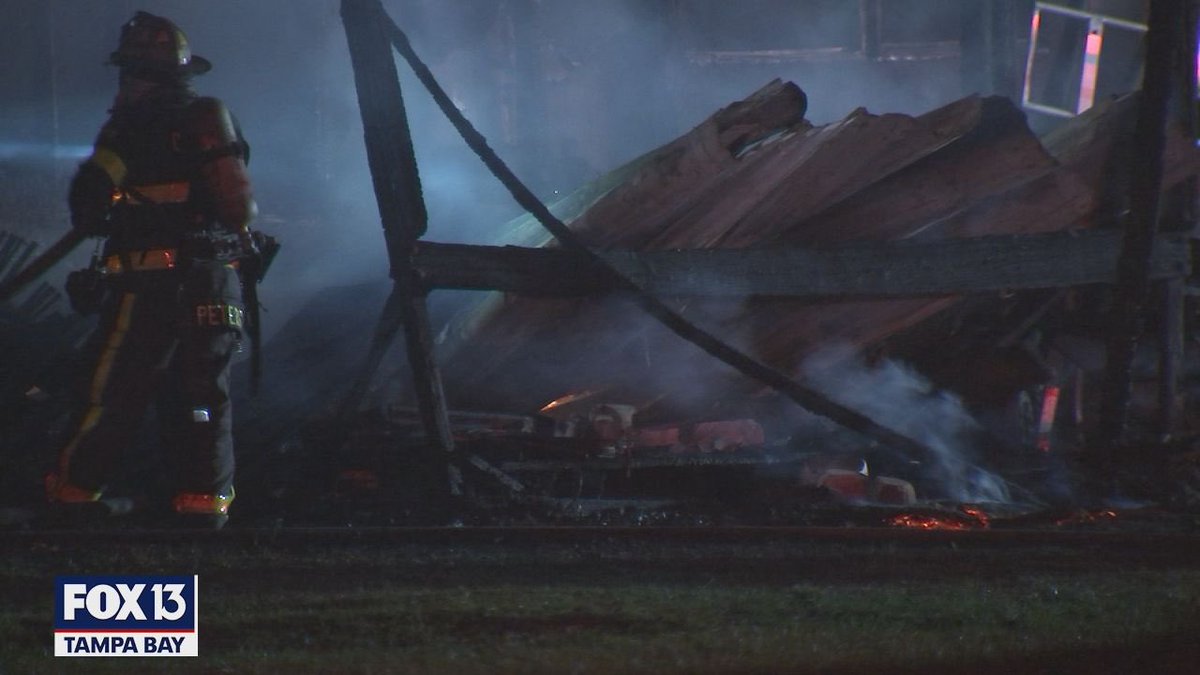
434 81 1195 416
240 79 1200 527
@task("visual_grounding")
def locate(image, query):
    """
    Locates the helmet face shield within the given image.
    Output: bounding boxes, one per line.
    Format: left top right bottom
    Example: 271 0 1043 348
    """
108 11 211 76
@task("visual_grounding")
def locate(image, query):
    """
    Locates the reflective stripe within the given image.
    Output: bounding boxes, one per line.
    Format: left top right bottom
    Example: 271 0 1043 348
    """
91 293 137 405
103 249 177 274
88 146 127 185
173 488 235 516
119 181 191 205
57 293 137 482
45 474 102 503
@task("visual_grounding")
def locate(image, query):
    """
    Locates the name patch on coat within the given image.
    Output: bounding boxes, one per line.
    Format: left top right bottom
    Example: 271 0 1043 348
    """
194 303 244 329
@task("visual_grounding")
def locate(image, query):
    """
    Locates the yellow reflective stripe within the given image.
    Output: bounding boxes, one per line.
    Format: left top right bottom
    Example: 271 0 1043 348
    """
57 293 137 481
88 146 127 185
126 182 190 204
90 293 136 404
103 249 178 274
56 406 103 480
46 475 102 503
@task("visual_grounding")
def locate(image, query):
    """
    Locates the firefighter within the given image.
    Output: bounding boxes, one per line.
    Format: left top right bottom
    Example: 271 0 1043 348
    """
44 12 258 529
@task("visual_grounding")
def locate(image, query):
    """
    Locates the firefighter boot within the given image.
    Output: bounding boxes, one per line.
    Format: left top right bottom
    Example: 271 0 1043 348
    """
171 488 234 530
42 473 114 525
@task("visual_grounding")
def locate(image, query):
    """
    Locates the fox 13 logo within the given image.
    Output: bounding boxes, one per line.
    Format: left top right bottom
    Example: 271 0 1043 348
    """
54 575 199 657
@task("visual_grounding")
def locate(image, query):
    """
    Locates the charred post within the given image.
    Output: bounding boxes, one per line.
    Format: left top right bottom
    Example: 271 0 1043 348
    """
1158 0 1200 439
340 0 457 492
1099 0 1186 452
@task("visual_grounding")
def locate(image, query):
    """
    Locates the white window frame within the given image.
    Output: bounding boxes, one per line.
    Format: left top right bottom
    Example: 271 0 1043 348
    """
1022 2 1147 118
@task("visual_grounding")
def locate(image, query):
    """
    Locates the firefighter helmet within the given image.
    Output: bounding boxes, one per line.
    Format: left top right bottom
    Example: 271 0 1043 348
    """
108 11 211 76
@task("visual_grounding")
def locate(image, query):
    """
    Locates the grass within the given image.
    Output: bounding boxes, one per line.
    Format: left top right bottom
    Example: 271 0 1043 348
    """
2 533 1199 674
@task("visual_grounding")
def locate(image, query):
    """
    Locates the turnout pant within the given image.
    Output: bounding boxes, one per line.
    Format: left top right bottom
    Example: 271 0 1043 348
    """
50 260 243 503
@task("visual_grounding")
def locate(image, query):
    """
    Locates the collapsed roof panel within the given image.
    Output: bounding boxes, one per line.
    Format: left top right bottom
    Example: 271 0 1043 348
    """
434 80 1199 417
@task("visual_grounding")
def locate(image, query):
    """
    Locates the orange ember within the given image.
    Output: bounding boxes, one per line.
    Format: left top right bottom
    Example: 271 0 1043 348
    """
958 504 991 527
539 390 599 413
886 514 974 531
888 504 991 531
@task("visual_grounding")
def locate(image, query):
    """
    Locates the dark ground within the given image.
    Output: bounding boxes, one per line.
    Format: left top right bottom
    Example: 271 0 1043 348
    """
3 522 1200 674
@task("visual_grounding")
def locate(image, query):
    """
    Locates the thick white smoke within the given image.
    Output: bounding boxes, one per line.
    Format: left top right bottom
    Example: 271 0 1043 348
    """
802 344 1011 503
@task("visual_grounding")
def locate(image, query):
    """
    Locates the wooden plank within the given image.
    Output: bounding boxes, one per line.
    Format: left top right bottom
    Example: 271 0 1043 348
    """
414 231 1191 298
506 79 810 251
783 97 1079 245
1043 92 1200 200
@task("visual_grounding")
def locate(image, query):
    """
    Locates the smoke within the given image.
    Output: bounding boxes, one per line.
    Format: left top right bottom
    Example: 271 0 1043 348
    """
802 344 1011 504
2 0 971 292
0 142 90 161
2 1 980 409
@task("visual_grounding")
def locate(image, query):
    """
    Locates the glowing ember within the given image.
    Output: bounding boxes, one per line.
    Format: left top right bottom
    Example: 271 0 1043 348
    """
539 390 599 413
958 504 991 527
888 504 991 530
886 513 974 530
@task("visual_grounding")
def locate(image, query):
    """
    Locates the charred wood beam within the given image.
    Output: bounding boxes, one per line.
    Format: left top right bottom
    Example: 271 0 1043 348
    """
1099 0 1187 448
413 230 1191 298
1154 0 1197 440
341 0 427 268
340 0 458 497
0 229 85 305
1161 0 1200 439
